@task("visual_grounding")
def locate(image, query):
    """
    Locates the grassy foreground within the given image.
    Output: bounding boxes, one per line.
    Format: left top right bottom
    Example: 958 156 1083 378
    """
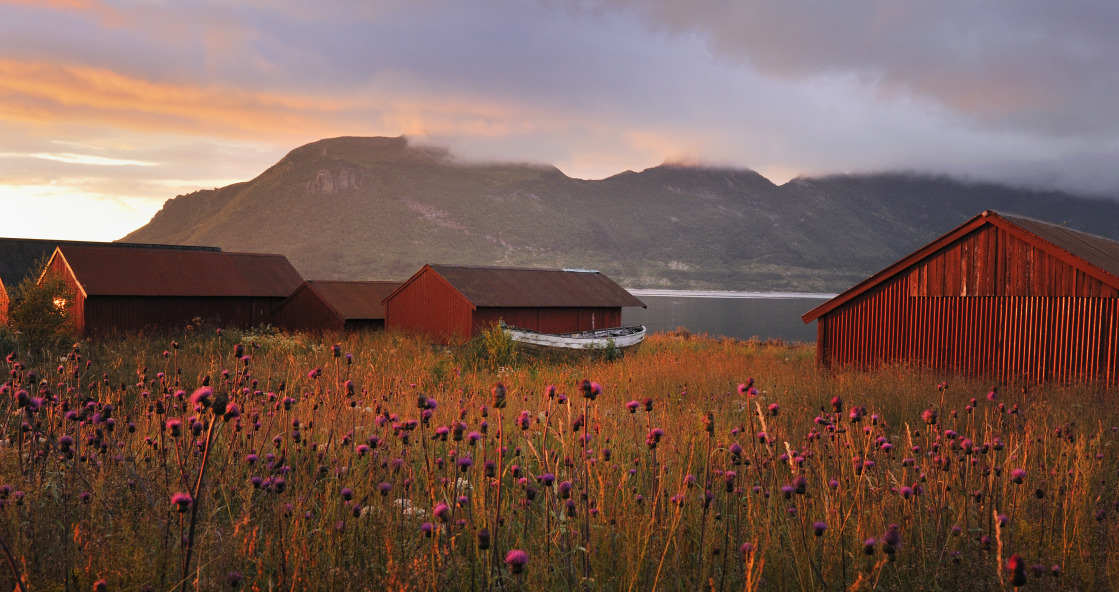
1 329 1117 591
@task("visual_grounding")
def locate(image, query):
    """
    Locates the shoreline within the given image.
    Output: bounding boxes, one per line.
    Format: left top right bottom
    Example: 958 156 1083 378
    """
628 289 836 299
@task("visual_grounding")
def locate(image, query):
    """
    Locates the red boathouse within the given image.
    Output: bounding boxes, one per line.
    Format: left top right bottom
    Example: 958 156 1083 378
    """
383 264 646 341
42 245 303 334
0 238 219 325
273 280 401 332
802 210 1119 385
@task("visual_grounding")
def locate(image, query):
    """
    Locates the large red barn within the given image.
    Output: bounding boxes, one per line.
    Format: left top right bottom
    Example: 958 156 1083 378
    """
383 264 645 341
802 210 1119 385
273 280 401 332
42 245 303 335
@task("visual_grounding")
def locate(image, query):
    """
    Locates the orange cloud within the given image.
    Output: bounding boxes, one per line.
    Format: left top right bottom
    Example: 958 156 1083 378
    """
0 0 125 25
0 58 368 140
0 58 567 147
0 0 98 9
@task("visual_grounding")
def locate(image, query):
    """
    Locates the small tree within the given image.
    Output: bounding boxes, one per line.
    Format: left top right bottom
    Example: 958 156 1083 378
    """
9 272 76 352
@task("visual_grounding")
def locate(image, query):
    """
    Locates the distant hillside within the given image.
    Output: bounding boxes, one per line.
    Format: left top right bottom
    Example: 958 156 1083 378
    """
124 136 1119 292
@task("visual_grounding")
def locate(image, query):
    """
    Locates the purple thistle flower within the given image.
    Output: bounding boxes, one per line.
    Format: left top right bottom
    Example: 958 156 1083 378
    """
190 386 213 408
812 521 827 536
1010 468 1027 484
171 492 193 513
626 400 640 413
504 549 529 574
434 502 450 522
863 538 876 555
1007 554 1026 587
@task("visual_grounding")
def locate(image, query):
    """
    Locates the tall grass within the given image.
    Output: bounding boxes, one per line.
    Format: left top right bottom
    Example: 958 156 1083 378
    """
0 328 1116 590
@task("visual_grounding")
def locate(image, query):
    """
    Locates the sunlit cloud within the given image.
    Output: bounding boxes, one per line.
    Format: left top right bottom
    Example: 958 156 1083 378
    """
0 0 1117 242
8 152 156 166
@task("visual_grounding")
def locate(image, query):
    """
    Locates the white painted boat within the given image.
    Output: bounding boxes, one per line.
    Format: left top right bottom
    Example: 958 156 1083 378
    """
501 322 646 351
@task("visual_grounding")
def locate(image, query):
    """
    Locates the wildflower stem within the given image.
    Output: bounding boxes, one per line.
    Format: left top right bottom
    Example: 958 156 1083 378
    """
0 531 27 592
180 416 221 592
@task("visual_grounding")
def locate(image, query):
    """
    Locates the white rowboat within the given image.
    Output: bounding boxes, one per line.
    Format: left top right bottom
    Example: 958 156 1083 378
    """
501 323 646 351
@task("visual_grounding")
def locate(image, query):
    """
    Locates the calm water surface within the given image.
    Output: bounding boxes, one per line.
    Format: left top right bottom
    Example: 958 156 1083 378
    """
622 290 835 343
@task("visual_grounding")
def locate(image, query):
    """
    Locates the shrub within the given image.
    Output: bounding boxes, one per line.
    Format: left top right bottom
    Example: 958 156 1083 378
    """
460 322 518 370
9 272 76 352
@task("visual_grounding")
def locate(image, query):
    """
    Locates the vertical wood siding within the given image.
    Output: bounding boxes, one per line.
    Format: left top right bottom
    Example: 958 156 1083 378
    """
472 307 622 335
817 223 1119 385
82 296 285 335
384 269 474 340
47 254 87 334
272 286 345 333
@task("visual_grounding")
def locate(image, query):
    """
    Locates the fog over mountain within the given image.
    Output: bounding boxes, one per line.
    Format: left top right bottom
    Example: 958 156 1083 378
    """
124 137 1119 292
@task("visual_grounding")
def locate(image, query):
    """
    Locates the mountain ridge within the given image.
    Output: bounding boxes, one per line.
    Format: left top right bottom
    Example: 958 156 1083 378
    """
123 136 1119 292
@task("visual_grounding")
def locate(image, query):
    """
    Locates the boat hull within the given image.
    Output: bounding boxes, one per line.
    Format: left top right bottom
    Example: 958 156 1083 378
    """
501 324 646 351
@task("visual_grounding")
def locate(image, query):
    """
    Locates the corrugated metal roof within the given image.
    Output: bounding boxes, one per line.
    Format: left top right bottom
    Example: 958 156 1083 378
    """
0 238 218 293
428 264 645 308
53 245 301 297
998 212 1119 281
308 280 400 319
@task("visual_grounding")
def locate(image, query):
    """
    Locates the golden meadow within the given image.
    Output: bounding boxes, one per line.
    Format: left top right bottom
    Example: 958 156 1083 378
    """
1 328 1116 591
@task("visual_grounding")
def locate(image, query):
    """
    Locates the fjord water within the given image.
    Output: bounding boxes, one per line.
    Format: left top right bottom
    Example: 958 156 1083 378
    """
622 290 835 343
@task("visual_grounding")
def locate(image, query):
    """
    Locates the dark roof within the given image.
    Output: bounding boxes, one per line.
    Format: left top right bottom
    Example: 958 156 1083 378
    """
0 238 219 293
998 212 1119 281
50 245 302 298
802 210 1119 323
306 280 401 320
397 264 645 308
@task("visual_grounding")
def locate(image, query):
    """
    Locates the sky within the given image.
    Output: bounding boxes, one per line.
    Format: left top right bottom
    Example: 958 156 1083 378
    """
2 0 1118 241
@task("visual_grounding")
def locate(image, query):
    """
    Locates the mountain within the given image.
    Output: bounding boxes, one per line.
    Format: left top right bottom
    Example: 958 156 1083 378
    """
124 136 1119 292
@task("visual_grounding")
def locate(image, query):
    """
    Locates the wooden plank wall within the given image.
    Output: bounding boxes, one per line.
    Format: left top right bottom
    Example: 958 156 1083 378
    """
819 289 1119 385
818 222 1119 385
384 269 474 341
907 225 1118 298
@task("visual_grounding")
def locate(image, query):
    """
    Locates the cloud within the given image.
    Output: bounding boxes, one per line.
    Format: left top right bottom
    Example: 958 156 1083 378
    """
589 1 1119 138
1 0 1119 245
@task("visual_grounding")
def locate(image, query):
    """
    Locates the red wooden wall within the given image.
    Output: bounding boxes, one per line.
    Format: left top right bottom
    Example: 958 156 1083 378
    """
817 225 1119 384
0 284 8 325
82 296 284 334
384 269 474 340
473 307 621 335
273 285 344 333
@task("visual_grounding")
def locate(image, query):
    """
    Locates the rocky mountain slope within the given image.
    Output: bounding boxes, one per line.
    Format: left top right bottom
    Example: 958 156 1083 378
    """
124 136 1119 292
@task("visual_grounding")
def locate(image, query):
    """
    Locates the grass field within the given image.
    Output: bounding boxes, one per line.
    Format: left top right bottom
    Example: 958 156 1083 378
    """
1 328 1116 591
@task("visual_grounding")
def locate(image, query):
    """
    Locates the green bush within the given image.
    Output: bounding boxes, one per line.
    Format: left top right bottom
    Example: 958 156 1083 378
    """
459 322 518 370
9 272 77 352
